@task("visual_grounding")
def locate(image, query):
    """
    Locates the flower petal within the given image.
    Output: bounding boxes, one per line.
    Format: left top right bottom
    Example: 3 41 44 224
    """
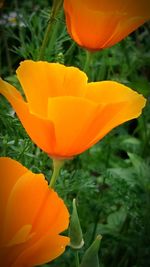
85 81 146 105
0 78 55 154
12 234 70 267
64 1 121 49
48 96 100 157
0 158 70 266
82 81 146 149
32 190 69 239
64 81 146 154
76 0 150 16
16 60 88 117
64 0 150 50
6 225 33 247
0 158 27 238
103 16 148 48
70 101 127 154
2 168 69 246
2 171 49 245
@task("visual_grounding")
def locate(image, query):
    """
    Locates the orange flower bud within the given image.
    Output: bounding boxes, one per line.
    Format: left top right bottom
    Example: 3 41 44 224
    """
64 0 150 51
0 60 146 158
0 157 69 267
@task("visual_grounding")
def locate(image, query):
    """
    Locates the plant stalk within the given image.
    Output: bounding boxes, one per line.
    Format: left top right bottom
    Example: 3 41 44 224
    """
49 158 64 188
38 0 63 60
75 251 80 267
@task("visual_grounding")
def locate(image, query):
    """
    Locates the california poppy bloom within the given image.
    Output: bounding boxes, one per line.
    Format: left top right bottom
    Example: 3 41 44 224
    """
64 0 150 51
0 157 69 267
0 60 146 158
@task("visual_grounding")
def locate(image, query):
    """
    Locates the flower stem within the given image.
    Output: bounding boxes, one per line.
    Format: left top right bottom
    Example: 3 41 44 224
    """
38 0 63 60
83 50 93 78
49 158 64 188
75 251 80 267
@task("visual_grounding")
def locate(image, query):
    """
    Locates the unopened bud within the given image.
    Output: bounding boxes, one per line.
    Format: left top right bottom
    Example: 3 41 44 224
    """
69 199 84 249
80 235 102 267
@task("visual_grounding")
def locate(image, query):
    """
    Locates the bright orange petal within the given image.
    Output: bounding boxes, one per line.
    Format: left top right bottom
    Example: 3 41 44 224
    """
2 168 69 247
6 225 33 247
82 81 146 149
103 16 148 48
48 96 100 157
70 101 126 154
0 158 70 266
16 60 88 117
32 190 69 240
0 79 55 154
78 0 150 16
64 0 150 50
2 171 49 245
64 0 121 49
85 81 146 104
0 158 27 238
12 234 69 267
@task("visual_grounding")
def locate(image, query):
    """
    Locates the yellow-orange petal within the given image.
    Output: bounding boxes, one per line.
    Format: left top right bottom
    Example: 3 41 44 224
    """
0 158 27 235
67 81 146 155
64 0 150 50
2 169 69 247
2 171 49 245
0 79 55 154
82 81 146 149
64 1 122 49
48 96 101 157
6 225 33 247
85 81 146 103
77 0 150 16
70 101 127 155
102 16 148 48
0 157 70 266
32 190 69 240
12 234 70 267
16 60 88 117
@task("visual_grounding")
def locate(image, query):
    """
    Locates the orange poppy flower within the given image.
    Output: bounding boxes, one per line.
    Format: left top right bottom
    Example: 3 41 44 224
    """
64 0 150 51
0 60 146 158
0 157 69 267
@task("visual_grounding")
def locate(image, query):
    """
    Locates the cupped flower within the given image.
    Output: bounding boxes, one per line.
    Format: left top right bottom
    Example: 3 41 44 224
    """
0 157 69 267
64 0 150 51
0 60 146 158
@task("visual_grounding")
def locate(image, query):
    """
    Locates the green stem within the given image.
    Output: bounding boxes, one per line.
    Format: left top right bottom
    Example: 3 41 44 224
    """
83 50 94 79
49 158 64 188
48 11 63 55
38 16 55 60
75 251 80 267
38 0 63 60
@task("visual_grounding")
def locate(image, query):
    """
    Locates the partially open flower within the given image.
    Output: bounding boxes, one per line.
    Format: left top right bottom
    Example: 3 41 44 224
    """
64 0 150 51
0 60 146 158
0 157 69 267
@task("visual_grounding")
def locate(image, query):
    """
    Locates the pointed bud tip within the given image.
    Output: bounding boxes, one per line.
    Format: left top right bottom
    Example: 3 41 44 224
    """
69 198 84 249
